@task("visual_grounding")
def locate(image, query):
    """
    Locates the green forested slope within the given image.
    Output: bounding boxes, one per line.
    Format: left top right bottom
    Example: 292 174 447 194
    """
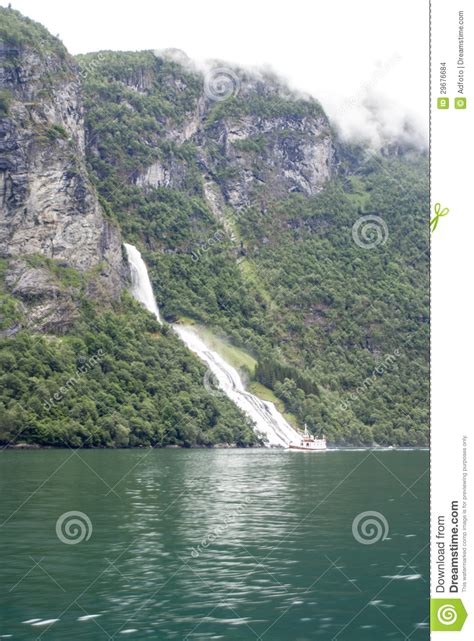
0 11 429 447
78 52 429 446
0 292 257 448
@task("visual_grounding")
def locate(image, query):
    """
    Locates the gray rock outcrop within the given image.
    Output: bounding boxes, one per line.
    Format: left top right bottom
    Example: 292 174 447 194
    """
0 38 125 332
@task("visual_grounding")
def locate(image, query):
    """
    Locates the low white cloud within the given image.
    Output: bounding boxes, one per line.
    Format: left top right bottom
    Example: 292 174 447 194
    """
4 0 428 148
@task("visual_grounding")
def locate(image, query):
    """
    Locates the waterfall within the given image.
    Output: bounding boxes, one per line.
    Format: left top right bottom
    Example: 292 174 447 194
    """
173 325 301 447
124 243 300 447
124 243 162 324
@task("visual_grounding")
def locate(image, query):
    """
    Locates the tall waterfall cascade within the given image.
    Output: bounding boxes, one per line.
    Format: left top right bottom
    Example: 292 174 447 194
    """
124 243 300 447
124 243 162 324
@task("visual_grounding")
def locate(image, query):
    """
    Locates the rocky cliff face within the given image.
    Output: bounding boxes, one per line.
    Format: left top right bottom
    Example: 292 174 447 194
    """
196 74 335 210
201 110 334 208
0 14 334 332
0 12 125 332
82 53 335 219
136 67 334 209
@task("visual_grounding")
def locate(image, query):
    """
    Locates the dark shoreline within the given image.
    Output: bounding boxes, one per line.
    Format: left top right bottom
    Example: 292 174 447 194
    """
2 444 430 451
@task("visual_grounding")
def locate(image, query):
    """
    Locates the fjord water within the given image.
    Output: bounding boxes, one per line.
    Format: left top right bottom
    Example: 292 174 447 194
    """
0 449 428 640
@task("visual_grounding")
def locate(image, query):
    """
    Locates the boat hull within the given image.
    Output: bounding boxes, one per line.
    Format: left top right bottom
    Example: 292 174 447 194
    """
288 444 327 452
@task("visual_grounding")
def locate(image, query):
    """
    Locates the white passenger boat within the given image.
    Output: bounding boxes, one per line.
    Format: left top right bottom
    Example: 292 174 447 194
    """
289 425 327 451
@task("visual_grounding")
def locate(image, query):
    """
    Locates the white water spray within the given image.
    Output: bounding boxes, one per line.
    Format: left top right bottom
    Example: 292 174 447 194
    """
173 325 301 447
124 244 301 447
124 244 162 324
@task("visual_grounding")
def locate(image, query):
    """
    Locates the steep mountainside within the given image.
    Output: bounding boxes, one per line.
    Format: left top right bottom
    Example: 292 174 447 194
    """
79 51 429 446
0 9 429 447
0 11 125 333
0 9 257 448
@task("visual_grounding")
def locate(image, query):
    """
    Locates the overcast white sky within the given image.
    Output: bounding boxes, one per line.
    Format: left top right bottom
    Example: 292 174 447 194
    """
2 0 429 147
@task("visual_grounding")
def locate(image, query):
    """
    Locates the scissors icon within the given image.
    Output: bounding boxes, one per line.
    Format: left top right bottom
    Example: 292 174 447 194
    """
430 203 449 232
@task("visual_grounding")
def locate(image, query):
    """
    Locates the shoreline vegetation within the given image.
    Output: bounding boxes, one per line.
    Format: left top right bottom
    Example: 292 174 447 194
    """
4 442 429 451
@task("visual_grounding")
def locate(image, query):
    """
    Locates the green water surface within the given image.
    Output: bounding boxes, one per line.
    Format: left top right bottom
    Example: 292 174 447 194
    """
0 449 429 640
